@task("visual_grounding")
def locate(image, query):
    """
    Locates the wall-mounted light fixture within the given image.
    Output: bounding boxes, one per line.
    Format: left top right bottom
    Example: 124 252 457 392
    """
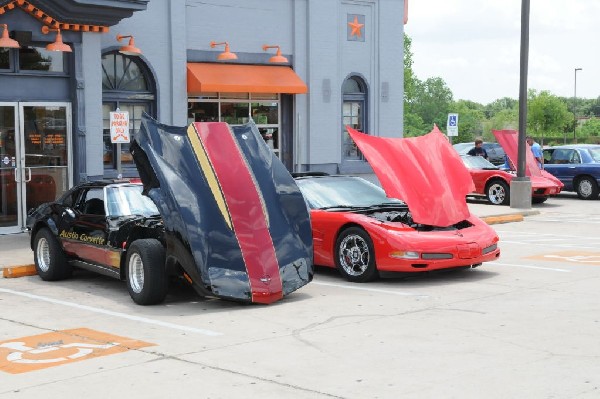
117 34 142 56
262 44 288 63
41 25 72 52
210 41 237 61
0 24 20 48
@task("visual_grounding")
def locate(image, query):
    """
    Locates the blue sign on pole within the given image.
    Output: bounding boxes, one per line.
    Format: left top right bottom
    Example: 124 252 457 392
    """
447 113 459 136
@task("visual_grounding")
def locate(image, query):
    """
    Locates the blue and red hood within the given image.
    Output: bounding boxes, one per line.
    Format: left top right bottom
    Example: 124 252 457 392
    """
347 126 475 227
131 114 313 304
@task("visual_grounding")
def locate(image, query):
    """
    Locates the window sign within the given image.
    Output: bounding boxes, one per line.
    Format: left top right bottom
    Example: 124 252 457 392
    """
110 110 130 143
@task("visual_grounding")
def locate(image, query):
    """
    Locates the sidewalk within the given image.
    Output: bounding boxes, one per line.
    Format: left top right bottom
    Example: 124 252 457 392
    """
0 202 537 275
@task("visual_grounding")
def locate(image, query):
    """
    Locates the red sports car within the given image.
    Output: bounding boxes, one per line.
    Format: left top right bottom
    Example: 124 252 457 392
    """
295 175 500 282
293 126 501 282
462 155 562 205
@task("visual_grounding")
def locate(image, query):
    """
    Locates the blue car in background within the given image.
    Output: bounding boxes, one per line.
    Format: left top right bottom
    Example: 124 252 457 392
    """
543 144 600 200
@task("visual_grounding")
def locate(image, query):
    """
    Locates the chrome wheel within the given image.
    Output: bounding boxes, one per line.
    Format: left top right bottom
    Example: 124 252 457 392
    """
36 237 51 272
487 182 508 205
338 234 370 277
579 179 593 198
128 253 144 294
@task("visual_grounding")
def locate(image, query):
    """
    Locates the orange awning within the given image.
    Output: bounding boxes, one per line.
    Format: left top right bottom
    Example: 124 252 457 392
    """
187 63 308 95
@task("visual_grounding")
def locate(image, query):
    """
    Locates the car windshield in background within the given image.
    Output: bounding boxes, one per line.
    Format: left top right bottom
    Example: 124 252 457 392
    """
462 155 499 170
587 147 600 162
453 143 473 154
296 177 402 209
106 185 159 217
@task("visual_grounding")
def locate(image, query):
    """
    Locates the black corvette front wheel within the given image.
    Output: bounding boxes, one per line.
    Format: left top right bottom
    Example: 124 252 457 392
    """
33 228 72 281
334 227 378 283
126 239 167 305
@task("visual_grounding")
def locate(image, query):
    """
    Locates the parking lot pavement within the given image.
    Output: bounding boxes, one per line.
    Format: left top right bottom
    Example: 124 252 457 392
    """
1 194 600 398
0 197 597 375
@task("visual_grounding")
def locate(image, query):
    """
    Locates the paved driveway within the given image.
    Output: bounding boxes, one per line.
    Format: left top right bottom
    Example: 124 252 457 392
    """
1 193 599 398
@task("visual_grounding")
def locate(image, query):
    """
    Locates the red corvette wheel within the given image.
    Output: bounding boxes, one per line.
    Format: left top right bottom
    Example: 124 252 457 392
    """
334 227 378 282
486 180 510 205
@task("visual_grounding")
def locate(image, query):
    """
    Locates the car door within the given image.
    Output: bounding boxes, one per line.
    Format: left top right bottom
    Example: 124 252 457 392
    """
60 187 111 266
543 149 578 191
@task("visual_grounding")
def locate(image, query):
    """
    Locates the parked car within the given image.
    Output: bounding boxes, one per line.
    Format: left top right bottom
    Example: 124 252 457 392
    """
294 174 500 282
462 155 562 205
453 141 506 166
27 115 313 305
543 144 600 200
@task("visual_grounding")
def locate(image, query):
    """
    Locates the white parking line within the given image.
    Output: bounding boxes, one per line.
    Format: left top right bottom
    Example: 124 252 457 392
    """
491 262 571 273
312 281 429 297
0 288 222 337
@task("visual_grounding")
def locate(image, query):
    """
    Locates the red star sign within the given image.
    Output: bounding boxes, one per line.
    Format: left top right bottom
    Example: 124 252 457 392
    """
348 16 364 38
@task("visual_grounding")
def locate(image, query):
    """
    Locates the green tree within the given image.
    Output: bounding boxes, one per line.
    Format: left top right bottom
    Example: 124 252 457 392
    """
403 35 426 136
484 97 518 119
412 77 453 130
527 90 573 146
578 117 600 142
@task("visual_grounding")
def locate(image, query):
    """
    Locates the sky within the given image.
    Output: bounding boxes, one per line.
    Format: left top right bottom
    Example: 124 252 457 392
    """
405 0 600 105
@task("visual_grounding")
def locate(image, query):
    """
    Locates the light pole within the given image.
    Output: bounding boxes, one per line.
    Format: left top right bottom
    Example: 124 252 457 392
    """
574 67 582 144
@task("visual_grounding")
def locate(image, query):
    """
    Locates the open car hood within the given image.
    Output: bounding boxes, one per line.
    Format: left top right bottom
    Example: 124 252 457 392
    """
347 126 475 227
493 130 563 188
492 130 541 177
131 114 313 304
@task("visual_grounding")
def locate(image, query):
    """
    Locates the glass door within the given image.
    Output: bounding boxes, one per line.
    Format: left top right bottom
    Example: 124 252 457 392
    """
20 103 72 222
0 103 71 234
0 104 20 233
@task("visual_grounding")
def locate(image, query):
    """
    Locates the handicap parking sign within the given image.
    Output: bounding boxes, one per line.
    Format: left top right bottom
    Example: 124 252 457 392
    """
447 113 458 136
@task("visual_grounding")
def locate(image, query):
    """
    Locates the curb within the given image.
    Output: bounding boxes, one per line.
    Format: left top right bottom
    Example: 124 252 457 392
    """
483 214 524 225
2 265 37 278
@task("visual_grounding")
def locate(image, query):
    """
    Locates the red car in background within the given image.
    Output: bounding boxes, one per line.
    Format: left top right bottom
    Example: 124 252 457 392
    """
462 155 562 205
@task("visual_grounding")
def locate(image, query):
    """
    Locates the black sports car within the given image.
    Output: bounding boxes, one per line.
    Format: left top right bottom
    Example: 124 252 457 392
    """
27 181 170 305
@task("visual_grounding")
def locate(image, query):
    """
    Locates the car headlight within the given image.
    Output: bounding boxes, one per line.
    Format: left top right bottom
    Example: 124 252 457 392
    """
389 251 420 259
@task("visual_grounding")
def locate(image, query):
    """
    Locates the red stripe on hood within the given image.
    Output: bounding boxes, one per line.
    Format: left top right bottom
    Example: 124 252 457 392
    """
193 122 283 304
347 126 474 227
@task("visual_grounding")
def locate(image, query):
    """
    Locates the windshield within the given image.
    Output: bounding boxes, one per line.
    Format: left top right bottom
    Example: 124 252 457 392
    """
462 155 499 170
296 176 402 209
106 185 159 217
586 147 600 162
453 143 473 154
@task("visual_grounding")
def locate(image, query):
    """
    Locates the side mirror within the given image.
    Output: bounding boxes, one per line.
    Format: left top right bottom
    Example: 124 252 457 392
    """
62 207 76 221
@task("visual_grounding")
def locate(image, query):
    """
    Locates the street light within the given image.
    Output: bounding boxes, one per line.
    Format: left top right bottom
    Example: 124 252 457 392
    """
574 67 582 144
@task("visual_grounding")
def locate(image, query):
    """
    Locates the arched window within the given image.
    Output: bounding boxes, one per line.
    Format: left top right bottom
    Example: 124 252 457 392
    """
101 51 156 177
342 75 368 160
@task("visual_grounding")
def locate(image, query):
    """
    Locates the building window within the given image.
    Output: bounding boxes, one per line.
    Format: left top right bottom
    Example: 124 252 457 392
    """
0 45 68 74
188 93 281 157
19 46 65 72
101 51 155 177
0 48 9 70
342 76 368 160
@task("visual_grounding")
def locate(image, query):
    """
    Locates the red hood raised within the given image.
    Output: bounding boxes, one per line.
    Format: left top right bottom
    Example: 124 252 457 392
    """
347 126 475 227
493 130 563 188
492 130 541 177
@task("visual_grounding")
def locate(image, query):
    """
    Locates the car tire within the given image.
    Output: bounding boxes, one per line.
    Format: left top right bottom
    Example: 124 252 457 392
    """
33 227 72 281
575 176 599 200
532 197 548 204
486 180 510 205
334 227 378 283
126 239 168 305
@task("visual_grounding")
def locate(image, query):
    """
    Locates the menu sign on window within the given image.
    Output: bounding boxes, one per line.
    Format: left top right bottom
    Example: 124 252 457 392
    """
110 111 130 143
